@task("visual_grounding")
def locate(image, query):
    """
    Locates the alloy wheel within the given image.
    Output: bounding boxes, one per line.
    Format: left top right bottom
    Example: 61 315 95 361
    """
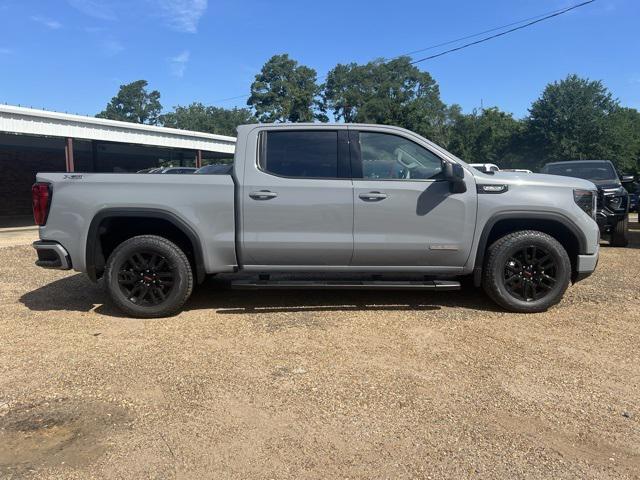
503 245 557 302
117 251 175 306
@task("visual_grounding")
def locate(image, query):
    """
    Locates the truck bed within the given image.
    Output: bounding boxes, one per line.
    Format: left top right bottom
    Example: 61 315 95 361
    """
36 172 238 275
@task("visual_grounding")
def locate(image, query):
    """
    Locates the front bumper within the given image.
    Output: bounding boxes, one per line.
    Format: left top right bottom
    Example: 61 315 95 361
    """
574 251 599 282
595 211 626 234
33 241 72 270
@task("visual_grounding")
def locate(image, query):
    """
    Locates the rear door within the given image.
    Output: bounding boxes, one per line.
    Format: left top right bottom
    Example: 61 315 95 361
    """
240 128 354 266
350 128 477 268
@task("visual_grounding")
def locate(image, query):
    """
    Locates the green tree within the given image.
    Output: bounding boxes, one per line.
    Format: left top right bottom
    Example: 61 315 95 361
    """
97 80 162 125
524 74 621 169
322 57 449 144
161 103 255 137
607 107 640 174
248 54 323 123
447 107 523 166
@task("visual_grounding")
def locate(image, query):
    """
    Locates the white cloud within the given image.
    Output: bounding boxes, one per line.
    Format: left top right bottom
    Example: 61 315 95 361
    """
31 16 63 29
157 0 208 33
67 0 116 20
169 50 190 77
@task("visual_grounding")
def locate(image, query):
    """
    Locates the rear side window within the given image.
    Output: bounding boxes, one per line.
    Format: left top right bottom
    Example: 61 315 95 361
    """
261 131 338 178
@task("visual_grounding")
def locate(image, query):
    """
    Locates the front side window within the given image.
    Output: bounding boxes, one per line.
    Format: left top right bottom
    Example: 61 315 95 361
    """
359 132 443 180
261 131 338 178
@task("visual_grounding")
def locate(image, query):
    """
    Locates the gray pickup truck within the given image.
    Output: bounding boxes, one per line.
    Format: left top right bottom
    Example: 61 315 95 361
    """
32 123 600 317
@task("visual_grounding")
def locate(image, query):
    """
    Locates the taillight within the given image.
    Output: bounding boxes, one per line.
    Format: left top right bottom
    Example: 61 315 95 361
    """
32 182 51 226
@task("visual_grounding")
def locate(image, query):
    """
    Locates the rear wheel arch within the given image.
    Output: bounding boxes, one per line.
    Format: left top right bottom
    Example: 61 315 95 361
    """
86 208 206 284
473 212 587 287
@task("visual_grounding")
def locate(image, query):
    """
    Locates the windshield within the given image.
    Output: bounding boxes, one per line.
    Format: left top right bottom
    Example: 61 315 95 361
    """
545 162 617 181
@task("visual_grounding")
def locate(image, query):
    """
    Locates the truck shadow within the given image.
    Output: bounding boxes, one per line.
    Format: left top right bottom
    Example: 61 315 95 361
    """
20 274 503 318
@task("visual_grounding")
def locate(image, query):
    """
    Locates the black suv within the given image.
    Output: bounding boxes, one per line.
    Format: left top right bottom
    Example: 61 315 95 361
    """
540 160 631 247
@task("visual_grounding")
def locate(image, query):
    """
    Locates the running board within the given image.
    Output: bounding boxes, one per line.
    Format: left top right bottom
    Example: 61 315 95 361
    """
231 280 461 291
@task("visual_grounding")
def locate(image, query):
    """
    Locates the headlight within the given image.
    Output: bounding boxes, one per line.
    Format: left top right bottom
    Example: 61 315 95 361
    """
607 195 623 210
574 189 596 219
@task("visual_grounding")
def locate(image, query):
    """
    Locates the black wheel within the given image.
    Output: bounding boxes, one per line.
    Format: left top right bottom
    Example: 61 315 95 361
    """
105 235 193 318
609 216 629 247
482 230 571 313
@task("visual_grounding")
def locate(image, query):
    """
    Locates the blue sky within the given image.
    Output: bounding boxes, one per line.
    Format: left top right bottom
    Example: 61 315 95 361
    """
0 0 638 119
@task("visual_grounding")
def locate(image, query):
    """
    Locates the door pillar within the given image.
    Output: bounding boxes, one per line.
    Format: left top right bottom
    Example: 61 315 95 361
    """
64 137 74 172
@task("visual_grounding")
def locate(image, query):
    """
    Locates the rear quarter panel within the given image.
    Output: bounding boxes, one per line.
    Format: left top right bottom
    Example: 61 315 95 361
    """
36 173 237 274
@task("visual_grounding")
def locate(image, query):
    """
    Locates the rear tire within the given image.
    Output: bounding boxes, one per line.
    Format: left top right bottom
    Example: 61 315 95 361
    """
609 216 629 247
105 235 193 318
482 230 571 313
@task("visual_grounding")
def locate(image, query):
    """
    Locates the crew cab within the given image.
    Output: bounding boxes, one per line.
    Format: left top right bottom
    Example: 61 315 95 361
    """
32 124 600 317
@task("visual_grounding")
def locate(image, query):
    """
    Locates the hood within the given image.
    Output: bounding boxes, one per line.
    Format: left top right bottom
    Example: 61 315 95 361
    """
588 179 622 189
475 171 597 190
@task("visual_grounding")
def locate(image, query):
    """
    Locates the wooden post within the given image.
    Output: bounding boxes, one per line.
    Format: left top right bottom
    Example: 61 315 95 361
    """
65 137 74 172
196 150 202 169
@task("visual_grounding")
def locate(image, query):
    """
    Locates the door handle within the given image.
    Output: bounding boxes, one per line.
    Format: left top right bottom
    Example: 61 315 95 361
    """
249 190 278 200
358 191 388 201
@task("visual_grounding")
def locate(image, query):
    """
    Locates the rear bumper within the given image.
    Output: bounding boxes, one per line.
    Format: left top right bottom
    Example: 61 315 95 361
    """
33 240 72 270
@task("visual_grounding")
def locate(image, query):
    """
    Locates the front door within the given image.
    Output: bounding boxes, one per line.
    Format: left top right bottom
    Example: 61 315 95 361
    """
241 128 353 266
350 129 477 268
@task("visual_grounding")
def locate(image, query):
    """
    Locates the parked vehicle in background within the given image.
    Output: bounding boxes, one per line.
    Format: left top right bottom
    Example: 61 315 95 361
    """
152 167 197 174
137 167 196 174
195 164 233 175
625 181 639 213
32 123 600 317
540 160 630 246
469 163 500 174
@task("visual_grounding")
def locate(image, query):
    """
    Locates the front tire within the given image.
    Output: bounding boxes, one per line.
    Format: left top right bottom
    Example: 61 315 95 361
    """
105 235 193 318
609 216 629 247
482 230 571 313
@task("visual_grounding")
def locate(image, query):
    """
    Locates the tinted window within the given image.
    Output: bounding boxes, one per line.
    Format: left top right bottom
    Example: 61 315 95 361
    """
359 132 442 180
262 131 338 178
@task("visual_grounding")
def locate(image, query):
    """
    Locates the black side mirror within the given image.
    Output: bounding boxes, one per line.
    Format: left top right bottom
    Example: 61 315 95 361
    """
621 175 635 184
444 162 466 193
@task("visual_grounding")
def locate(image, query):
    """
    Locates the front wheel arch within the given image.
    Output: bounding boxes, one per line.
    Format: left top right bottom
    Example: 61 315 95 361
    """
482 230 572 312
473 213 585 287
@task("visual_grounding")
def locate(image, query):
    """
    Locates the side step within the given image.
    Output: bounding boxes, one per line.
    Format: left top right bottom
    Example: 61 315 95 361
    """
231 280 461 291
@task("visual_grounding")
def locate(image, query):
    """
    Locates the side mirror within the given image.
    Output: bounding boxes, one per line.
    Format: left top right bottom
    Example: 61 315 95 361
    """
444 162 464 181
444 162 466 193
621 175 635 184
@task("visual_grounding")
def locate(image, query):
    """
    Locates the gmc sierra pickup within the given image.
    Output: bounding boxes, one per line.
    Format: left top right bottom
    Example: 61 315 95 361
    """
32 123 600 317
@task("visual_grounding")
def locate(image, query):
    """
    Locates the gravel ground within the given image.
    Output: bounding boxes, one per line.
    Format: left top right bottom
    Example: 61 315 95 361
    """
0 218 639 479
0 228 37 248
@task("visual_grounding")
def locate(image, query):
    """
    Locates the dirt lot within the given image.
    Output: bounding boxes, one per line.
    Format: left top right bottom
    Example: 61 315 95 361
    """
1 219 639 479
